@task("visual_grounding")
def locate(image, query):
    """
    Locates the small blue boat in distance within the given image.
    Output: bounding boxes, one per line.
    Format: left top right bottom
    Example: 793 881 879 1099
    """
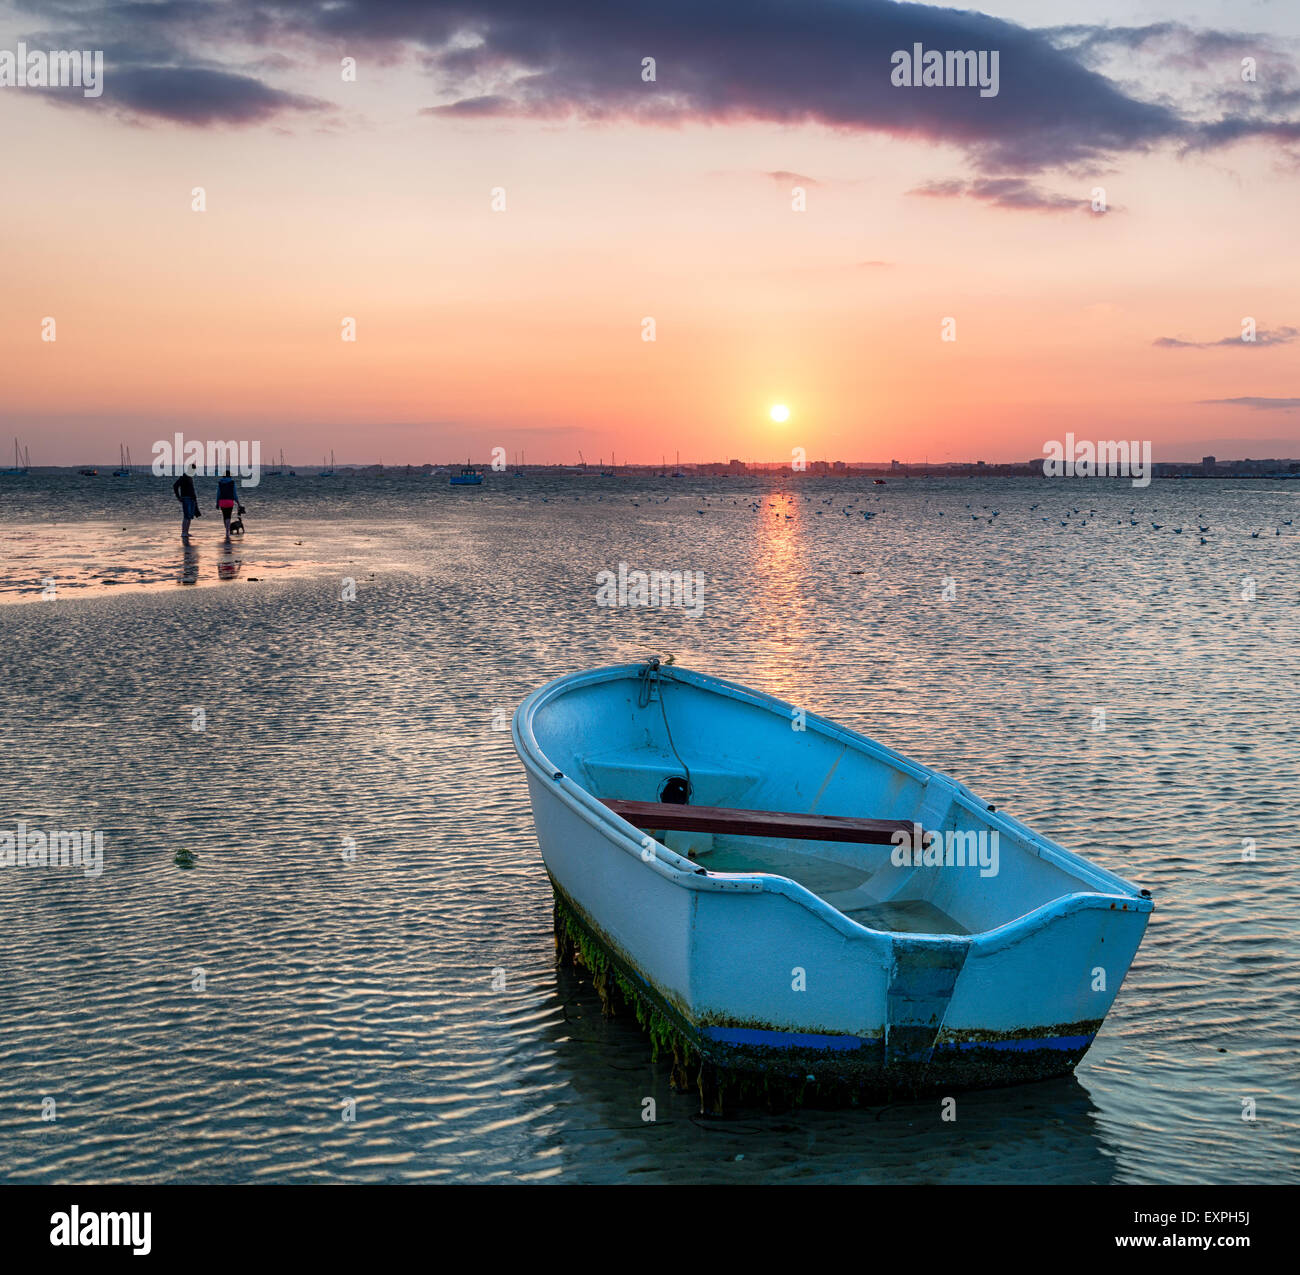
450 461 483 486
513 660 1154 1111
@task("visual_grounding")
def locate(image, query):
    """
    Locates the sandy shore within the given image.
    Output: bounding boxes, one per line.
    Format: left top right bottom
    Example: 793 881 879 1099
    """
0 518 408 603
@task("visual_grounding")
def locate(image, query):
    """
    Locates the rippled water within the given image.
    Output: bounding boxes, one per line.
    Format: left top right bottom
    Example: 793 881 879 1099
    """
1 472 1296 1183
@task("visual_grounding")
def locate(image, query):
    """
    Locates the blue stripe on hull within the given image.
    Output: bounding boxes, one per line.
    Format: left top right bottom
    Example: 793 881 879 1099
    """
701 1025 1095 1055
939 1033 1094 1054
702 1026 873 1051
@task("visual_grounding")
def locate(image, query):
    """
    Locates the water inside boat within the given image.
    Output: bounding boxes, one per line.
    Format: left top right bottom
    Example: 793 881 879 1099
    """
684 840 969 934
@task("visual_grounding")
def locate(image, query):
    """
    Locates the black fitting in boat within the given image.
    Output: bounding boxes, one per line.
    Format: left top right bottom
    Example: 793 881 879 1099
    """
659 776 690 804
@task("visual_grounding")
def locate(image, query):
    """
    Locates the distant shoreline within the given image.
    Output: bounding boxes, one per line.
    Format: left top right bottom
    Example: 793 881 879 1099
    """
7 464 1300 481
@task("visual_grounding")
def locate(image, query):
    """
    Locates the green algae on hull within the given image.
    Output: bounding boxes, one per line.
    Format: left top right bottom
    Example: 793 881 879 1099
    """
552 888 706 1101
552 882 913 1112
549 878 1099 1113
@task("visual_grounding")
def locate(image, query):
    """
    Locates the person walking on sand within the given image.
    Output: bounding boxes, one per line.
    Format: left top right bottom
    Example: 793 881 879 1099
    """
173 462 201 539
216 468 243 542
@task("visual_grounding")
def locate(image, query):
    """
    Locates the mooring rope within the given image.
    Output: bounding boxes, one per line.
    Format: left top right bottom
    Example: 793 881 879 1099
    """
638 658 693 800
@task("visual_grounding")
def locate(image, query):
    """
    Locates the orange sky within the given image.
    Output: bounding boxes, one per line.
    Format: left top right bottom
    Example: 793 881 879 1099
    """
1 5 1298 465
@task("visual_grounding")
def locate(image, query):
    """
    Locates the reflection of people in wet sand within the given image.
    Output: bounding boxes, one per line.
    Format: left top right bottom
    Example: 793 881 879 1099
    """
179 539 199 586
172 463 201 538
216 469 243 542
216 541 242 581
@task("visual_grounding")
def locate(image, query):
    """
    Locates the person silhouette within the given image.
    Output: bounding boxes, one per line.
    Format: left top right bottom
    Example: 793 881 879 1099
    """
172 462 201 539
215 468 243 542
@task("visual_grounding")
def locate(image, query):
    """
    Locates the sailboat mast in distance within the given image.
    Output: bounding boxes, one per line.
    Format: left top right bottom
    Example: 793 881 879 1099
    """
4 437 28 474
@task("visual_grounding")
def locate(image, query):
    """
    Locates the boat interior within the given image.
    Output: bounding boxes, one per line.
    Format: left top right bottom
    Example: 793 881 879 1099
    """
529 667 1126 937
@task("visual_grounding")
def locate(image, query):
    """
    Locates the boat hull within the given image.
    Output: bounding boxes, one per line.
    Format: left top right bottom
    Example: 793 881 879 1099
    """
516 665 1153 1107
550 877 1107 1104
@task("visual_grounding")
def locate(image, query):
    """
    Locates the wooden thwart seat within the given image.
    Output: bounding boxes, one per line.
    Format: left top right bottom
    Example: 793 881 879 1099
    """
602 799 928 846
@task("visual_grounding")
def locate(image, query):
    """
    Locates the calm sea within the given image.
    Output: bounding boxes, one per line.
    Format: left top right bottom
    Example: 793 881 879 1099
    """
1 471 1296 1182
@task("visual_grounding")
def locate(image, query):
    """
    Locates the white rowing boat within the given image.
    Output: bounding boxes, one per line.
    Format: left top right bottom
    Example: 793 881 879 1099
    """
513 660 1153 1110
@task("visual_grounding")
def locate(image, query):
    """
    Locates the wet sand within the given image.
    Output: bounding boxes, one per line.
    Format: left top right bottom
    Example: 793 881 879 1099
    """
0 518 409 602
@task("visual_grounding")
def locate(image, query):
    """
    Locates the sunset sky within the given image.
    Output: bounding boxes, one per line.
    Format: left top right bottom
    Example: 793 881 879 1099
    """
1 0 1298 465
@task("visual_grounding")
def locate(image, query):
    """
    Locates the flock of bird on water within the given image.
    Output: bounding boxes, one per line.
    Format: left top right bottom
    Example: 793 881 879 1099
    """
488 487 1294 545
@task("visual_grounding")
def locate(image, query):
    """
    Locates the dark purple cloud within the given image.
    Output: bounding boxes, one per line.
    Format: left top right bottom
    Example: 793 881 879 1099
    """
13 0 1300 169
1183 117 1300 151
105 67 327 125
13 2 328 125
400 0 1187 172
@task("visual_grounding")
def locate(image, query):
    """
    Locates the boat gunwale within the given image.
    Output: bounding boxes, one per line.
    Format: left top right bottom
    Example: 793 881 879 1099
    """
513 664 1153 947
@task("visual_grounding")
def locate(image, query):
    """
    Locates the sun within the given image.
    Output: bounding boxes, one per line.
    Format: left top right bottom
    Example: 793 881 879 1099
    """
769 403 790 423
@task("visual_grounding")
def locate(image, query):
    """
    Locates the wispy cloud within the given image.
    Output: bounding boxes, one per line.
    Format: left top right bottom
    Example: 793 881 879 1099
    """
1050 21 1269 69
1199 396 1300 410
423 94 515 119
910 177 1093 213
763 170 819 187
1159 327 1297 349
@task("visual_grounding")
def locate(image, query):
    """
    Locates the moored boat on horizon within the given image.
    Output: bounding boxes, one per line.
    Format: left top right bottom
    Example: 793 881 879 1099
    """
4 438 30 475
513 660 1153 1110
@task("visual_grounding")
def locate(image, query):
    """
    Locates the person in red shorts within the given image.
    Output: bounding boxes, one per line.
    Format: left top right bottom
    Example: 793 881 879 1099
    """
216 468 244 542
